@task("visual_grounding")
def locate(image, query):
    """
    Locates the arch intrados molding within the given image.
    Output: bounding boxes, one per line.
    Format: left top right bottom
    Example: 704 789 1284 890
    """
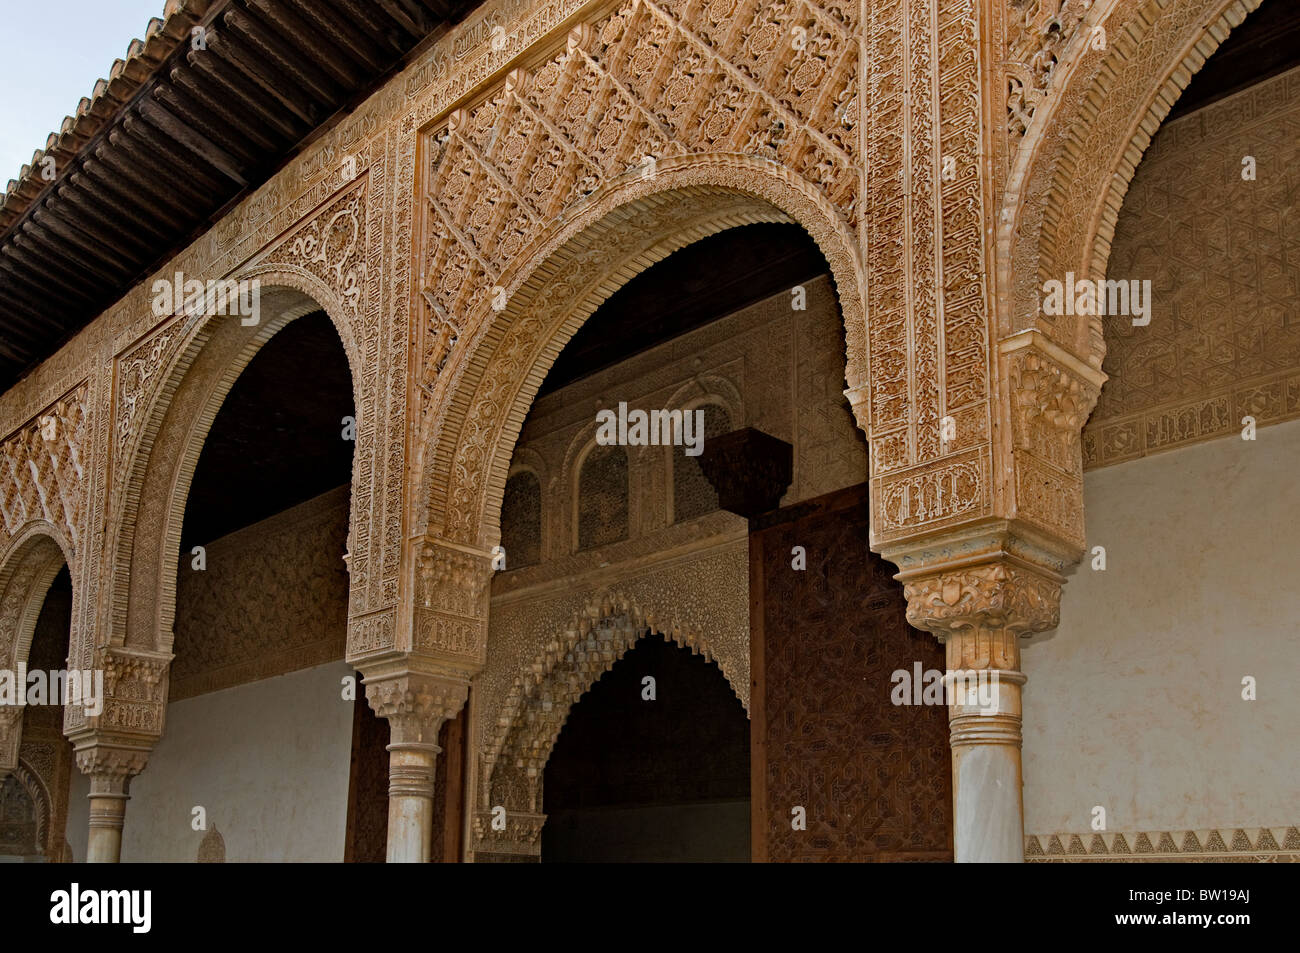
112 270 360 653
419 157 865 548
12 760 51 851
0 524 73 675
1003 0 1263 364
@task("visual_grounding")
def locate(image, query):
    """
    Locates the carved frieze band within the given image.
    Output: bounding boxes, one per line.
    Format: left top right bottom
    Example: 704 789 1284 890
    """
1026 827 1300 862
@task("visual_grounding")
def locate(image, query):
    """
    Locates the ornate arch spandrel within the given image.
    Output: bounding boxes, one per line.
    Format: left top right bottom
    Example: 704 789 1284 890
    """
111 283 352 657
403 0 871 555
1001 0 1266 367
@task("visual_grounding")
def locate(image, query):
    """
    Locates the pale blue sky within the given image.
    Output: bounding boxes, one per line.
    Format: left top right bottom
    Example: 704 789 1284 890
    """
0 0 164 186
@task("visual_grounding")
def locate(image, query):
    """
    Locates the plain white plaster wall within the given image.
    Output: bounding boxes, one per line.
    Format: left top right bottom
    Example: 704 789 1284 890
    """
111 660 355 862
1023 418 1300 834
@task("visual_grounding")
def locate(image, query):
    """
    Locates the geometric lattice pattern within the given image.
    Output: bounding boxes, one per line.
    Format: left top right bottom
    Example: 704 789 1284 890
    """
418 0 859 388
501 471 542 568
672 404 730 522
577 445 629 550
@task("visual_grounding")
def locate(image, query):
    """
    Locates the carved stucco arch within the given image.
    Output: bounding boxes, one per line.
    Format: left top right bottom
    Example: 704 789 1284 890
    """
0 523 74 671
1002 0 1265 366
110 270 363 661
8 761 51 854
0 526 73 773
418 157 865 552
483 588 745 818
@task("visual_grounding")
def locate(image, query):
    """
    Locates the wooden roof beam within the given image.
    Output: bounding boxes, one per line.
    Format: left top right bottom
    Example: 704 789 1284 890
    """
112 121 231 198
283 0 388 73
16 221 123 286
224 8 346 105
30 205 141 274
246 0 365 88
206 31 321 128
51 185 160 256
133 100 249 186
184 46 304 142
156 76 272 162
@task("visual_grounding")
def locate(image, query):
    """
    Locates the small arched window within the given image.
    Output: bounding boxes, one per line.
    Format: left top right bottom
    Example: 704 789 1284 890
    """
501 471 542 569
673 405 731 523
577 445 629 550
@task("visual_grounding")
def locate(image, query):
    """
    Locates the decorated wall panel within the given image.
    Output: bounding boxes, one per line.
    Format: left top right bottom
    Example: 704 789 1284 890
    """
171 486 350 700
752 483 952 861
1083 66 1300 467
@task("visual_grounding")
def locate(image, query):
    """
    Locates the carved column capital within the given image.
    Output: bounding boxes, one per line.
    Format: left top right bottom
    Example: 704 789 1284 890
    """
903 561 1061 643
361 666 470 863
74 742 151 797
363 670 469 746
74 740 152 863
887 531 1063 863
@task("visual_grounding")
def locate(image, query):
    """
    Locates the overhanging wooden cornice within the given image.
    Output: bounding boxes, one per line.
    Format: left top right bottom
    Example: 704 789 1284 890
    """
0 0 481 392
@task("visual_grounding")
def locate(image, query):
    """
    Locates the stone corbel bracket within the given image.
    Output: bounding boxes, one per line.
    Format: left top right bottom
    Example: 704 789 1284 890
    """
472 809 547 861
71 644 172 750
998 330 1106 559
411 537 495 673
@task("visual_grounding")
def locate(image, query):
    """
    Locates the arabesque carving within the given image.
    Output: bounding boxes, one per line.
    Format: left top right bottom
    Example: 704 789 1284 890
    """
0 385 88 550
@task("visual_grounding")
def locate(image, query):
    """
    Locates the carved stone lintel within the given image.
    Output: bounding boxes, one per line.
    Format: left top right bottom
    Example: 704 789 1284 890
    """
697 428 793 520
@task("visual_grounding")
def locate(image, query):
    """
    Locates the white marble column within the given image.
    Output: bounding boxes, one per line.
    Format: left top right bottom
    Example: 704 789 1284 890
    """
365 671 468 863
899 558 1062 863
75 745 150 864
